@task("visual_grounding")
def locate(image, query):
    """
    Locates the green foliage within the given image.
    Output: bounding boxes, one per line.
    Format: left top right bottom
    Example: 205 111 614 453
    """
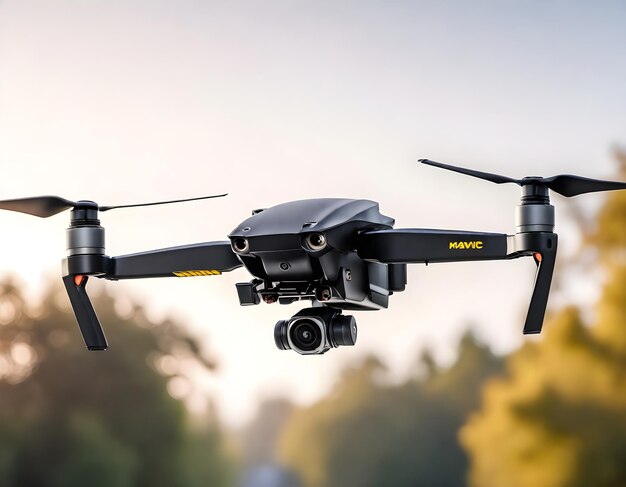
461 153 626 487
180 421 234 487
278 336 503 487
50 413 137 487
0 282 233 487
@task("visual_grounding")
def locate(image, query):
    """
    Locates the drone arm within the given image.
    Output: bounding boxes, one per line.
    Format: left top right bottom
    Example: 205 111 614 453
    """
358 228 558 334
105 241 242 279
357 228 512 264
62 241 241 351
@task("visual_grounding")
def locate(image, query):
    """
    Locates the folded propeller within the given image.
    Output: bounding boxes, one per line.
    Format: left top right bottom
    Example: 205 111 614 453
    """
0 194 228 218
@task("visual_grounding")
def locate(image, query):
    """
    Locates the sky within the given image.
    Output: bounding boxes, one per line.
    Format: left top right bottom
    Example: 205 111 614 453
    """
1 0 625 427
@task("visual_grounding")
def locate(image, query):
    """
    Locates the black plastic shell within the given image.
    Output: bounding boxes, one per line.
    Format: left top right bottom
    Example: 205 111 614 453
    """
229 198 394 238
228 199 395 310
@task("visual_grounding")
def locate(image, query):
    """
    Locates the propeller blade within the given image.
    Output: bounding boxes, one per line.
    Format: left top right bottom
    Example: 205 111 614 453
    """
0 196 78 218
98 193 228 212
544 175 626 197
419 159 521 185
419 159 626 198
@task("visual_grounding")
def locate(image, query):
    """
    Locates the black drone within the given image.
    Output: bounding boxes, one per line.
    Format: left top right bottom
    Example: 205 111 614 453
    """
1 160 625 355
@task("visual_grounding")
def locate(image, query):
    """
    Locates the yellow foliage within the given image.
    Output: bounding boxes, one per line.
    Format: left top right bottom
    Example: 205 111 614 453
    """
461 155 626 487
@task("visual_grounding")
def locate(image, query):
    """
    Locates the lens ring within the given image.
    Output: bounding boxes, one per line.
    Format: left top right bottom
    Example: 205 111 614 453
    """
305 233 327 251
274 320 290 350
232 237 249 254
288 318 324 353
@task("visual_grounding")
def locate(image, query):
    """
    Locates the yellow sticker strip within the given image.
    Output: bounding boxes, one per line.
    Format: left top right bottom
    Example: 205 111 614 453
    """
173 270 222 277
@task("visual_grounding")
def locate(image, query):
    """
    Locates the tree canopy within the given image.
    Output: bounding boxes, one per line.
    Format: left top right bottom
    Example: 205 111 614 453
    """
0 281 232 487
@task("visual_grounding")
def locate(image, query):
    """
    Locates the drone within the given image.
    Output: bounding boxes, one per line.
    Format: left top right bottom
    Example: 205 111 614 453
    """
1 160 625 355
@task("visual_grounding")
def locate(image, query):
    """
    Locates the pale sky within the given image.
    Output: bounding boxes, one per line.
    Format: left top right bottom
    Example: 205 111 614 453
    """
1 0 625 426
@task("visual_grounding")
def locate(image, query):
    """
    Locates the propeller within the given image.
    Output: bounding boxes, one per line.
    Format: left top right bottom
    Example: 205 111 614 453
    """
419 159 626 197
0 194 228 218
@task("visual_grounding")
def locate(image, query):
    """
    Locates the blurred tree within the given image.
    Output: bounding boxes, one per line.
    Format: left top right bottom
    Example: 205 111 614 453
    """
239 397 294 466
237 397 301 487
278 334 503 487
0 281 233 487
461 152 626 487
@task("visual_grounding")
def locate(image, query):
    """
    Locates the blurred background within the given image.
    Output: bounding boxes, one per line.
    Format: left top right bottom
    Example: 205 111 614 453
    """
1 0 625 485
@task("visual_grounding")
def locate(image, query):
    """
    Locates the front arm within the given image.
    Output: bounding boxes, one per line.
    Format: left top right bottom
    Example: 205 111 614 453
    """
62 241 242 350
357 228 557 335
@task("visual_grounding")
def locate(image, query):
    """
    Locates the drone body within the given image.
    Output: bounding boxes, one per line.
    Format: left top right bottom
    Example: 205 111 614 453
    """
1 160 625 354
228 198 399 312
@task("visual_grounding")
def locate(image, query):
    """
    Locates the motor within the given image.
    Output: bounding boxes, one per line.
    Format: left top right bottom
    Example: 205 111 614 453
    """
274 307 357 355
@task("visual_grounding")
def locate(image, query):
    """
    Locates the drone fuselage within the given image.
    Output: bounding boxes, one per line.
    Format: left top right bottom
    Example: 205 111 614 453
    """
228 198 406 310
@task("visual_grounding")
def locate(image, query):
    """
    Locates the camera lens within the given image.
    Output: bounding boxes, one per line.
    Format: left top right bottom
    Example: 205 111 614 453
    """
289 318 323 352
232 237 249 254
305 233 327 251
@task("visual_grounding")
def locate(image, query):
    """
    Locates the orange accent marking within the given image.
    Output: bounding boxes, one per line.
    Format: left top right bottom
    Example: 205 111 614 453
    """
74 275 85 286
534 253 542 262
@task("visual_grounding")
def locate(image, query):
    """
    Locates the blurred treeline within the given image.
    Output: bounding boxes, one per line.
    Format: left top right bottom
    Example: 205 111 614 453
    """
1 151 625 487
0 281 233 487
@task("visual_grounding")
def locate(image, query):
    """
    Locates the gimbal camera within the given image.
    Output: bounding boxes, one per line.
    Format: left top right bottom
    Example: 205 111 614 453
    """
0 160 624 354
274 307 357 355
